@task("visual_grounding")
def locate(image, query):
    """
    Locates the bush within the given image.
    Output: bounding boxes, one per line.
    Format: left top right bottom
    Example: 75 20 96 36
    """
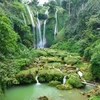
68 74 85 88
16 70 35 84
89 95 100 100
38 69 64 83
91 53 100 81
51 40 79 53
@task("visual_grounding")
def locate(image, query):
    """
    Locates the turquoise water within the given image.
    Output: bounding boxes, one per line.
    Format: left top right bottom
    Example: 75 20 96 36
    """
1 84 92 100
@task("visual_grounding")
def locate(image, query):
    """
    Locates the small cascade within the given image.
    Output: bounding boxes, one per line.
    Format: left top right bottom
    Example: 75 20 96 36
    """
76 68 87 83
35 75 40 85
54 8 58 39
22 13 27 25
36 12 43 48
63 76 66 85
76 68 83 78
43 9 49 48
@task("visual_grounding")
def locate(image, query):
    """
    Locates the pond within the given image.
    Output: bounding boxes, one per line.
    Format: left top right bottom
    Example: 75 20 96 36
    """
1 84 93 100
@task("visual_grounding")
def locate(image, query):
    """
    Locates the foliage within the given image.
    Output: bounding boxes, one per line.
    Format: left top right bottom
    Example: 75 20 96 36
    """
68 73 85 88
51 40 79 53
0 15 18 54
38 69 64 83
89 95 100 100
16 69 35 84
48 81 61 86
84 39 100 61
90 53 100 81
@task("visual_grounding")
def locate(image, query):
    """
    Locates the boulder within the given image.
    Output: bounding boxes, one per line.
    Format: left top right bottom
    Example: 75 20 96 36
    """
38 96 51 100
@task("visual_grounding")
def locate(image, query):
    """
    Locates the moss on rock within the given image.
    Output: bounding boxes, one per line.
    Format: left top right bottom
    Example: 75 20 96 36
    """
48 81 61 86
56 84 73 90
67 74 85 88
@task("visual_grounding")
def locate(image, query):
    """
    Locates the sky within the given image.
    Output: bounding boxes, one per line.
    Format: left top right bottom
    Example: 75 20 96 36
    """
38 0 49 5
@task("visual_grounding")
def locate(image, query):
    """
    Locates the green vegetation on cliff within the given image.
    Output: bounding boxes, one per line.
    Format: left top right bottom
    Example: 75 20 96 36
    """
0 0 100 99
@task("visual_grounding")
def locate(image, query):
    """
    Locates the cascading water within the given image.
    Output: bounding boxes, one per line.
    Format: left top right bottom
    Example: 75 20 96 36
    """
26 5 35 27
36 9 49 48
22 13 27 25
43 9 49 48
26 4 36 48
54 8 58 39
35 75 40 85
63 76 66 85
36 12 43 48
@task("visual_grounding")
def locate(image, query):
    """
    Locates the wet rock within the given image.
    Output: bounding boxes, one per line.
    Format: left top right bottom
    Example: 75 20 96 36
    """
38 96 51 100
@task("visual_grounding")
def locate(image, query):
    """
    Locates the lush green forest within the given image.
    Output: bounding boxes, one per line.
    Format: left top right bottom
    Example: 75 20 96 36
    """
0 0 100 100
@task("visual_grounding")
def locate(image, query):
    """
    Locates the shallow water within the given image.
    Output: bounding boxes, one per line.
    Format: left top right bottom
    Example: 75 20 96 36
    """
1 84 93 100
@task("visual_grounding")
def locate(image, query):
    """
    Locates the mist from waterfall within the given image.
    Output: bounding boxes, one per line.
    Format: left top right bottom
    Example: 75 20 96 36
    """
54 8 58 39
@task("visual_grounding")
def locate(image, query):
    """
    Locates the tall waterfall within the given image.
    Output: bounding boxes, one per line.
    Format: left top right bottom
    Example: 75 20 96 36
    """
26 5 35 27
22 13 27 25
43 9 49 48
26 4 36 47
54 8 58 39
36 12 43 48
36 9 49 48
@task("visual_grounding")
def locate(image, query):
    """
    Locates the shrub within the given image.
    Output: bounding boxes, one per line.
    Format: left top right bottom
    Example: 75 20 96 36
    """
91 53 100 81
68 74 85 88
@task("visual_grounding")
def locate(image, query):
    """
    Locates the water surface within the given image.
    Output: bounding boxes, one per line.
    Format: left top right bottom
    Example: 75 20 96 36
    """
2 84 92 100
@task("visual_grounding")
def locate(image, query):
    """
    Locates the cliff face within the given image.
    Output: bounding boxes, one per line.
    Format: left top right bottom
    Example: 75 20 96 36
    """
38 6 68 47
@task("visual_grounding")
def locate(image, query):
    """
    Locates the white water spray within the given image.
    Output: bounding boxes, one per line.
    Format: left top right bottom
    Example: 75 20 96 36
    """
63 76 66 85
35 75 40 85
54 8 58 39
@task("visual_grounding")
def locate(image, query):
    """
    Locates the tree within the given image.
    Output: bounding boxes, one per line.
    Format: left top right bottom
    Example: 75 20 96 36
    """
0 15 18 54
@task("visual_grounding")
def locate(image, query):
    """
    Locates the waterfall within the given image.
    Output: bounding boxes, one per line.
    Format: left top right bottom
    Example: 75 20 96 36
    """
36 9 49 48
22 13 27 25
54 8 58 39
63 76 66 85
26 4 36 48
76 68 87 83
26 4 35 27
36 12 43 48
43 9 49 48
35 75 40 85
